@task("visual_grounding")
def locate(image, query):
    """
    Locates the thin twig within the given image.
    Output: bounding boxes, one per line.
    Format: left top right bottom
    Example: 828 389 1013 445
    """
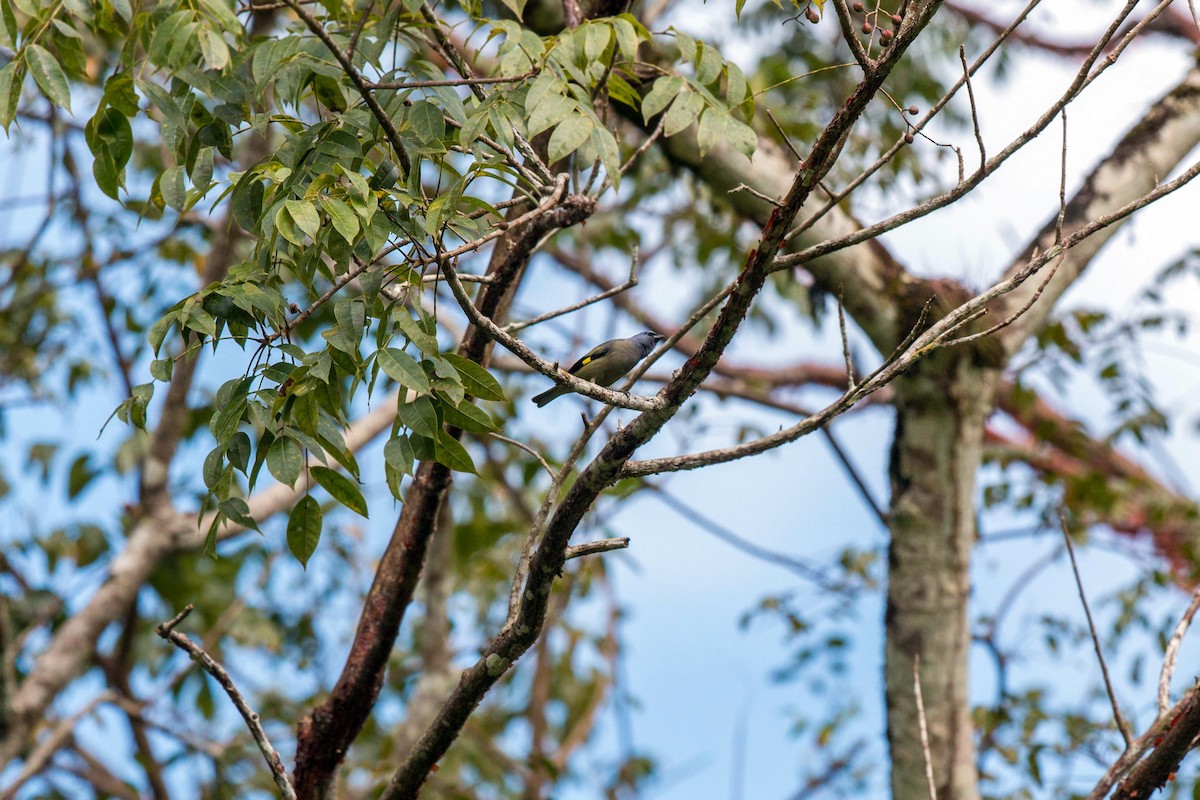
729 183 783 207
832 0 874 71
1056 109 1068 243
765 107 805 162
283 0 412 177
506 247 640 333
1059 513 1134 747
155 606 297 800
345 0 374 59
488 433 557 478
648 485 850 590
563 537 629 560
783 0 1145 256
837 287 856 389
418 3 553 184
1158 583 1200 715
940 246 1067 348
958 46 986 171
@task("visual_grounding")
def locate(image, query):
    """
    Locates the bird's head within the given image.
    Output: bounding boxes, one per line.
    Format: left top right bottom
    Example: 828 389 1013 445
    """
632 330 665 354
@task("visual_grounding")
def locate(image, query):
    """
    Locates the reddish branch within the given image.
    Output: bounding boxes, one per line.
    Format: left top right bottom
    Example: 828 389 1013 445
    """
990 386 1200 578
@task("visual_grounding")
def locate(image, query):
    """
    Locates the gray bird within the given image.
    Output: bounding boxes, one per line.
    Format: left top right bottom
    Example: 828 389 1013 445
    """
531 331 665 407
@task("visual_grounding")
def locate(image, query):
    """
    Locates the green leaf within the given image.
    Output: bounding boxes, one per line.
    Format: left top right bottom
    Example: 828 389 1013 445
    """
0 1 17 49
434 431 477 474
612 17 641 60
274 202 303 245
161 165 187 212
320 196 359 243
67 455 97 499
198 27 230 70
0 63 21 131
547 112 592 164
285 199 320 240
87 107 134 165
219 497 261 533
726 116 757 159
663 91 701 137
641 76 683 123
92 149 122 200
696 43 723 85
310 466 368 517
267 435 303 488
408 100 446 143
393 310 439 353
441 353 505 401
384 434 413 500
378 347 432 393
441 400 498 433
398 395 439 437
584 23 611 62
525 73 565 113
26 45 72 112
696 107 727 158
499 0 526 21
108 0 133 23
149 357 173 382
725 61 747 106
287 495 323 567
528 93 574 137
226 431 252 474
384 434 414 476
673 28 697 65
210 397 246 445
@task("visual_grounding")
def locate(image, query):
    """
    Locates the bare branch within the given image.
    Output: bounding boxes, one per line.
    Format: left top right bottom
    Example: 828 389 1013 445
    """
1059 513 1134 747
505 247 640 333
155 606 296 800
832 0 874 72
837 287 856 389
1158 584 1200 715
488 433 557 478
563 537 630 560
958 46 986 171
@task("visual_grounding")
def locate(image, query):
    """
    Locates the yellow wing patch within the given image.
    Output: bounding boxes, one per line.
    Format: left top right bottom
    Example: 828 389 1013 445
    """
581 356 593 365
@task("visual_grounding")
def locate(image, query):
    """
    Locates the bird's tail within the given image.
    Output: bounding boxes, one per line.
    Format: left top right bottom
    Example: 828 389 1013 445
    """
531 386 564 407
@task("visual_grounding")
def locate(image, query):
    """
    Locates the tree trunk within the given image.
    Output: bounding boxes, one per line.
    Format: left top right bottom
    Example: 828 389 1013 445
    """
886 352 997 800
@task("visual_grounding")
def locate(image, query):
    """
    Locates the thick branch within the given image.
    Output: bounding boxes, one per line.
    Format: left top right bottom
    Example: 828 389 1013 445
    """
381 5 949 794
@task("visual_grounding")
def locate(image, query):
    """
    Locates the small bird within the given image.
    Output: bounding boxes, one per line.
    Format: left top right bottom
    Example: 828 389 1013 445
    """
531 331 665 407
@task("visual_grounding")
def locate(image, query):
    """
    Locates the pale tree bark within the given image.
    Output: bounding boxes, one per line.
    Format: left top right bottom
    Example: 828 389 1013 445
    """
886 354 998 800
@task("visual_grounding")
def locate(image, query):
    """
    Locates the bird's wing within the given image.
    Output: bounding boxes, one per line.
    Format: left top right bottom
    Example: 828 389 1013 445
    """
566 343 612 374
